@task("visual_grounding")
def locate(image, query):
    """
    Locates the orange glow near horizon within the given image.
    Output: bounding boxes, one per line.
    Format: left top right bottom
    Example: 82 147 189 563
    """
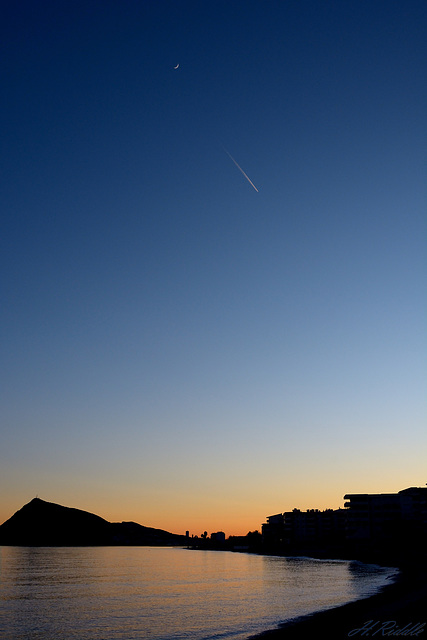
2 472 423 539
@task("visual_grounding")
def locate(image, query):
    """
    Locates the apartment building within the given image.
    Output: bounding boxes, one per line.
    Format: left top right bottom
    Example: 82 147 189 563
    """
262 487 427 557
262 508 346 552
344 486 427 544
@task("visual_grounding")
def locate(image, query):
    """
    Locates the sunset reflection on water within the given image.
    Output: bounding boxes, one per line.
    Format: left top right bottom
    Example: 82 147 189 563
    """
0 546 395 640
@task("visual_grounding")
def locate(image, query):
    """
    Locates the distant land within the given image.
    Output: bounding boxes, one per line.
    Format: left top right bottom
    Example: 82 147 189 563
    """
0 498 188 546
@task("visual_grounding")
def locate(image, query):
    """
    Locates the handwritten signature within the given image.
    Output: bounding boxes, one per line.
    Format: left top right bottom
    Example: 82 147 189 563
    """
348 620 425 637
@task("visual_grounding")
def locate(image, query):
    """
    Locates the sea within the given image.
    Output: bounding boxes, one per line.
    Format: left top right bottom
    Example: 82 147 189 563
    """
0 546 397 640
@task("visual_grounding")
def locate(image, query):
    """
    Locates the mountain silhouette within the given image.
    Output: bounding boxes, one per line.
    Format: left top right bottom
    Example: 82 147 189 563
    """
0 498 188 546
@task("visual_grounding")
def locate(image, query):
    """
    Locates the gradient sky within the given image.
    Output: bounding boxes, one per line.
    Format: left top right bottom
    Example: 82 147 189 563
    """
1 1 426 536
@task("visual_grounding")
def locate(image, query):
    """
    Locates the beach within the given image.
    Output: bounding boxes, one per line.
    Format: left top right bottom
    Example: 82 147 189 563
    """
249 563 427 639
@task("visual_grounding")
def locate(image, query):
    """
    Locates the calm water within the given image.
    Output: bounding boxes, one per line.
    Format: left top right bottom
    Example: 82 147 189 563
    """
0 546 396 640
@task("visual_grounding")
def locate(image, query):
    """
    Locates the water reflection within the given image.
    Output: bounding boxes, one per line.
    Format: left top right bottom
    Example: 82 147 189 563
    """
0 547 394 640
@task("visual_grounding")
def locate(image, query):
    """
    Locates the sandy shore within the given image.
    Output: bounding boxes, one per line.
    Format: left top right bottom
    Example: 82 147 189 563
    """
248 563 427 639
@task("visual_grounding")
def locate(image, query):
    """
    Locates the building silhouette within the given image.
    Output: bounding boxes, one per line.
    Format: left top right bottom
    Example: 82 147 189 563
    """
210 531 226 544
262 508 346 556
262 487 427 562
344 487 427 559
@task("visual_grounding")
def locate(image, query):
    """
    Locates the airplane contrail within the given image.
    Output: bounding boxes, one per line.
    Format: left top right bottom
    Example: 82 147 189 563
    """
223 147 259 192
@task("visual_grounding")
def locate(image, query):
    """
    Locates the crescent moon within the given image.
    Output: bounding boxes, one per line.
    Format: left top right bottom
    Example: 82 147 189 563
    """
174 64 179 69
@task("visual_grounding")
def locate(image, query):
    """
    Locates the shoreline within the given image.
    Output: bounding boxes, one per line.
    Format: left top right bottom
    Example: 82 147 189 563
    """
247 562 427 639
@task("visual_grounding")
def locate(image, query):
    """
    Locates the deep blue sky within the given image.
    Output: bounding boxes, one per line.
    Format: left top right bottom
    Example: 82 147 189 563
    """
1 1 426 534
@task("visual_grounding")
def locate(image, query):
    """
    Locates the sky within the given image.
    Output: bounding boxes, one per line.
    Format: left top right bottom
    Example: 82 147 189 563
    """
1 0 426 536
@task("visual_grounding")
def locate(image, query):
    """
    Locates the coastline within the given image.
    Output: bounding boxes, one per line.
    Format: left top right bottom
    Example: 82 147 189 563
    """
248 562 427 640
